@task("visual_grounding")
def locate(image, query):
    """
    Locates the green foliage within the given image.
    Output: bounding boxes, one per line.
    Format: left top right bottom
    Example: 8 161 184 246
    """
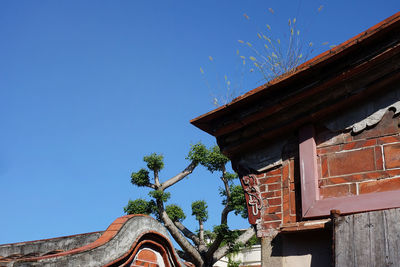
213 223 229 238
245 235 260 248
214 224 244 253
191 200 209 222
131 168 150 187
224 172 238 181
227 258 241 267
187 143 229 173
204 230 217 243
148 190 171 202
201 145 230 173
124 199 152 215
143 153 164 171
187 142 208 165
166 204 186 222
220 185 248 219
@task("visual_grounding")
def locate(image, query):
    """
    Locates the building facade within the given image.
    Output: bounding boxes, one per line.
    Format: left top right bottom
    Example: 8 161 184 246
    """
192 12 400 266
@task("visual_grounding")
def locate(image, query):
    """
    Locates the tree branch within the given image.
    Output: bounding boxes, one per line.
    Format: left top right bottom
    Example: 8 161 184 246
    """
212 226 256 264
199 220 205 244
221 168 231 200
174 221 200 246
154 170 161 187
206 171 233 259
146 183 156 189
161 161 197 190
158 200 204 266
176 250 195 264
174 221 208 254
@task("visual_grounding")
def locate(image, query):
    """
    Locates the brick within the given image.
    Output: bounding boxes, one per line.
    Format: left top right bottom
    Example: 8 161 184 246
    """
359 177 400 194
384 143 400 169
350 183 357 195
320 184 355 198
290 183 295 190
268 197 281 206
377 135 400 145
136 249 157 262
261 190 281 198
328 148 375 176
264 213 282 222
342 139 376 151
317 145 342 155
259 185 267 193
282 164 289 187
256 173 266 178
258 175 281 184
268 183 281 191
289 159 295 183
289 215 297 222
265 206 282 214
283 213 290 224
321 169 400 185
265 168 282 176
265 206 281 214
320 155 329 178
282 188 289 212
375 146 384 170
290 191 296 215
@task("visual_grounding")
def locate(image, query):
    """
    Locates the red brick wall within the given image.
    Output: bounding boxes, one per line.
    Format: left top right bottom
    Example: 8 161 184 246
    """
255 158 301 233
253 110 400 234
132 249 159 267
316 111 400 199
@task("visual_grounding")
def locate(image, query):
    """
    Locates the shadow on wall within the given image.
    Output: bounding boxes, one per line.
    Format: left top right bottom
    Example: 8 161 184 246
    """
271 229 332 267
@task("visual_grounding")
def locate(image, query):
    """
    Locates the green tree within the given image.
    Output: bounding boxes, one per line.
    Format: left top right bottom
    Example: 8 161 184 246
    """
124 143 256 267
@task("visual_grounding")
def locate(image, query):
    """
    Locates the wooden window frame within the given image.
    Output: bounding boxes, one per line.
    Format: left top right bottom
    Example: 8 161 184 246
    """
299 124 400 218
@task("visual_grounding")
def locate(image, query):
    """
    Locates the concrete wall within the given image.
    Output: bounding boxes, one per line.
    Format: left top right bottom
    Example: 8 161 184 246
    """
262 230 332 267
214 245 261 267
0 231 103 258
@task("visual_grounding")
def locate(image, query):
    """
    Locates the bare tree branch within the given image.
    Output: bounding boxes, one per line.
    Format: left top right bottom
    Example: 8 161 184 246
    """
205 205 231 259
221 167 231 199
212 226 256 263
154 170 161 187
206 172 233 260
161 161 197 190
176 250 195 264
199 220 205 244
145 183 156 190
174 221 200 246
158 200 204 266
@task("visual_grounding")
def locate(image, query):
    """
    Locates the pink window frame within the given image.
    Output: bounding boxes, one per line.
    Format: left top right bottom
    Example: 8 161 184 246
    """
299 124 400 218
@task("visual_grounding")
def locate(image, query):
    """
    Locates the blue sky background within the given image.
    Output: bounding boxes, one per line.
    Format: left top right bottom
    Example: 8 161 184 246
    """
0 1 399 245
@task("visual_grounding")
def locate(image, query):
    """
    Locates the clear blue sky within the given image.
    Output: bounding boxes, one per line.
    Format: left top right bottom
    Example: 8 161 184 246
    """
0 1 398 244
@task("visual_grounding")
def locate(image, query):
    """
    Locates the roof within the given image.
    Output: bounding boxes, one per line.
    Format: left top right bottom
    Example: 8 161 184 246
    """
0 215 183 267
191 12 400 157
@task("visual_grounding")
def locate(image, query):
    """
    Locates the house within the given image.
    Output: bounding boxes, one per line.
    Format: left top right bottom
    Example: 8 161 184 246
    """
0 215 183 266
191 12 400 266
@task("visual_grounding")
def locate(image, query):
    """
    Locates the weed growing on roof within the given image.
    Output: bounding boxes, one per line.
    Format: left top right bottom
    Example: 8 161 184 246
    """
237 7 333 82
201 5 332 107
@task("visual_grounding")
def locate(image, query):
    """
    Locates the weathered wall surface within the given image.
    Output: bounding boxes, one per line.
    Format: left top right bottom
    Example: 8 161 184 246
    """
242 105 400 237
316 109 400 199
0 215 182 267
334 208 400 267
0 232 103 258
239 98 400 267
